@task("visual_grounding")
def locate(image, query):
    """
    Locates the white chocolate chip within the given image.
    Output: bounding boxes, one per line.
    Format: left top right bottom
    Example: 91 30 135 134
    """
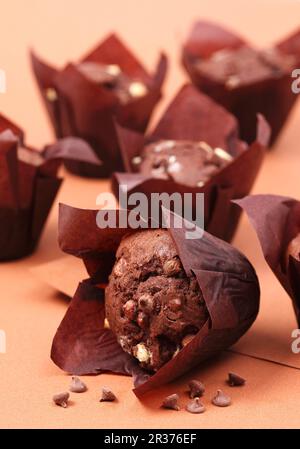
214 147 233 161
134 343 150 363
168 155 177 164
198 141 213 154
196 181 205 188
45 87 58 102
225 75 240 89
167 161 182 173
106 64 121 76
132 156 142 165
128 81 148 98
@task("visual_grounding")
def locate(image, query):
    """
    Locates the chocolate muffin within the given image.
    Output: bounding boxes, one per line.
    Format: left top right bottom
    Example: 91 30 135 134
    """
105 229 208 371
133 139 233 187
193 46 295 90
77 62 148 104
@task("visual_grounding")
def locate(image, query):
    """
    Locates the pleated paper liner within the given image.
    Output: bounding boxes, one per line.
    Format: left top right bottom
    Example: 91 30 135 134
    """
0 113 101 260
182 21 300 145
31 33 167 178
51 205 259 396
112 85 270 242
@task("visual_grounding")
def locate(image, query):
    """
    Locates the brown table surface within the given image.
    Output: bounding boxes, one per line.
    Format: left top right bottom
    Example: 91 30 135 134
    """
1 0 300 429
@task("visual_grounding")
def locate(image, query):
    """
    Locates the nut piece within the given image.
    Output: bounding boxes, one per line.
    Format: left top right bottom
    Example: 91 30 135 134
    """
186 398 205 414
69 376 87 393
53 392 70 408
100 386 117 402
212 390 231 407
188 379 205 398
123 300 137 320
134 343 151 363
161 393 180 411
163 258 182 276
228 372 246 387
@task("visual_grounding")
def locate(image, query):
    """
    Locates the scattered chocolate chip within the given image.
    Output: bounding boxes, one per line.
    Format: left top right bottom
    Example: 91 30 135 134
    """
186 398 205 414
123 300 137 320
53 392 70 408
212 390 231 407
162 393 180 411
228 372 246 387
188 379 205 398
100 387 117 402
69 376 87 393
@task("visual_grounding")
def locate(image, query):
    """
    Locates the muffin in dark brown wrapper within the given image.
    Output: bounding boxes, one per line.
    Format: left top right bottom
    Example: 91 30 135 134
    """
112 85 270 242
182 21 300 145
0 113 100 261
51 204 260 396
236 194 300 326
31 33 168 178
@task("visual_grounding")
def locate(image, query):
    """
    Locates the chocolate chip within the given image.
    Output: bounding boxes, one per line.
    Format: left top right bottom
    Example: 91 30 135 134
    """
212 390 231 407
100 386 117 402
53 392 70 408
163 258 182 276
123 300 137 320
69 376 87 393
228 372 246 387
162 393 180 411
188 379 205 398
186 398 205 414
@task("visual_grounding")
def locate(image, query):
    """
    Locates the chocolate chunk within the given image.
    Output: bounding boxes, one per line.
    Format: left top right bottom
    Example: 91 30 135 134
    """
228 372 246 387
100 387 117 402
212 390 231 407
188 379 205 398
69 376 87 393
53 392 70 408
186 398 205 414
161 393 180 411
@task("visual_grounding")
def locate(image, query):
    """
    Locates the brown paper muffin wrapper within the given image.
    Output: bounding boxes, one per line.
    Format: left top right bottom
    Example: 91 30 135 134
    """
236 194 300 326
0 114 100 260
112 85 270 242
51 204 260 396
31 33 167 178
182 21 300 145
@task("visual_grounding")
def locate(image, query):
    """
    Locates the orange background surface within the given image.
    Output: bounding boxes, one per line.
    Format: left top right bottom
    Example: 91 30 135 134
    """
1 0 300 429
